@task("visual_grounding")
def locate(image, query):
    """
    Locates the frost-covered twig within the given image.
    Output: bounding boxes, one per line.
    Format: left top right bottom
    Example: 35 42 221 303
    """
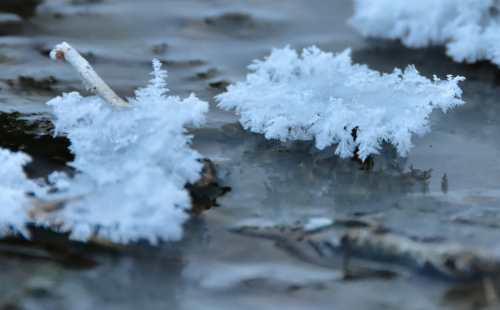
348 0 500 66
36 58 209 244
50 42 132 107
216 46 465 161
0 44 208 245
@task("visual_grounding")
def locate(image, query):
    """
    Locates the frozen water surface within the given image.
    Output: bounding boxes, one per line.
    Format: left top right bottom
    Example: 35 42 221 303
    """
1 0 500 309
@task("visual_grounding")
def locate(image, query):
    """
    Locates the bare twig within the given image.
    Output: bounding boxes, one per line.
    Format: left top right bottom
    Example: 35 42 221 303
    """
232 213 500 280
27 198 66 219
50 42 132 108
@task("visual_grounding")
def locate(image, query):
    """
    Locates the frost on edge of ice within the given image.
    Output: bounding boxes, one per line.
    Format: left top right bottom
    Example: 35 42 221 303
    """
216 46 465 161
0 148 36 238
36 59 209 245
348 0 500 66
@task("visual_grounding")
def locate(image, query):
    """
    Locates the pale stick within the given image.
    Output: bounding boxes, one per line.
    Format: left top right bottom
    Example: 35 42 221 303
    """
50 42 132 108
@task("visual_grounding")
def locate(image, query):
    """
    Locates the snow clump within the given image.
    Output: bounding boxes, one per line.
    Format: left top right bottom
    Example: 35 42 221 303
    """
216 46 465 161
349 0 500 66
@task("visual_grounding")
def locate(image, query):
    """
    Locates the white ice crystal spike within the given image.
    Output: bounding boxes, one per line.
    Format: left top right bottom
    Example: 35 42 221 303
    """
43 60 209 244
216 46 465 161
349 0 500 66
133 59 169 103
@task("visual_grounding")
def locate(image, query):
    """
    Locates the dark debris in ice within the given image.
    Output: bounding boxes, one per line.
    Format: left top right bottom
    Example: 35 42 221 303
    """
204 12 254 29
0 112 73 178
0 225 100 270
0 0 41 19
186 159 231 215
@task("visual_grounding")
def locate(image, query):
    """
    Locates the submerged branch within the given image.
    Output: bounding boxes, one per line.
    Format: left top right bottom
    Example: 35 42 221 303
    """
50 42 132 108
232 214 500 280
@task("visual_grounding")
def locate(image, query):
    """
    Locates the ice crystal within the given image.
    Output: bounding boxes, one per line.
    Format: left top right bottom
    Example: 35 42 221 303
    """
216 46 465 161
349 0 500 65
40 60 208 244
0 148 36 238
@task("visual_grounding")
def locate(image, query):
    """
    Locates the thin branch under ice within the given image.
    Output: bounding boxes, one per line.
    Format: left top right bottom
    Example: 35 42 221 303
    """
216 46 465 161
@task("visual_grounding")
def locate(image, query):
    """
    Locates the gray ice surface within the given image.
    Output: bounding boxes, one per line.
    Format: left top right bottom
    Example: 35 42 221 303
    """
1 0 500 309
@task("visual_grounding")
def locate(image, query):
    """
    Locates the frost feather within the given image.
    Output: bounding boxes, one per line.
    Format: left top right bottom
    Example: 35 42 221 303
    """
216 46 465 161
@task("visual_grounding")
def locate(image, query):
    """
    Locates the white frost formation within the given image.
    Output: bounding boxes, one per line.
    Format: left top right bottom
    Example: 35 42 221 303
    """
0 148 36 238
216 46 465 161
349 0 500 65
39 59 208 244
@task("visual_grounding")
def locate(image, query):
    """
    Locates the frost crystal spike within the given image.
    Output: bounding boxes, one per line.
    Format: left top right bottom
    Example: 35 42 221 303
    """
216 46 465 161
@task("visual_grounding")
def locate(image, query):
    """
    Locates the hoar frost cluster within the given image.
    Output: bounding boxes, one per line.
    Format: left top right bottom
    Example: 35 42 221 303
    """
349 0 500 65
216 46 464 161
0 149 37 238
36 60 208 244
